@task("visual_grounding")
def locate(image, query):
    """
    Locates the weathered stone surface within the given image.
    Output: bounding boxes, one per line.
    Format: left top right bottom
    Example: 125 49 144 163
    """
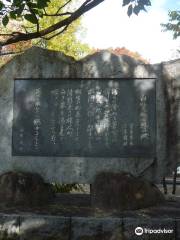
162 59 180 176
0 47 179 183
92 172 165 211
123 217 175 240
19 216 70 240
71 217 122 240
0 172 54 207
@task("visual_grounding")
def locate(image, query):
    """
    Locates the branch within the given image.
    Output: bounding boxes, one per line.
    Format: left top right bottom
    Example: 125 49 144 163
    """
26 2 40 32
0 33 13 36
0 51 24 56
0 0 105 47
43 12 72 17
0 32 25 37
56 0 73 14
42 25 69 40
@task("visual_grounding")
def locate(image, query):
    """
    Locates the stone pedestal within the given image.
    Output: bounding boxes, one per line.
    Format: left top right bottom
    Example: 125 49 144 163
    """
0 171 54 207
91 172 165 212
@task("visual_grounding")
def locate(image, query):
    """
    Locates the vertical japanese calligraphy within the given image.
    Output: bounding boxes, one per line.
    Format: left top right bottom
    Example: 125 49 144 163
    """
13 78 156 157
139 94 150 142
33 88 41 150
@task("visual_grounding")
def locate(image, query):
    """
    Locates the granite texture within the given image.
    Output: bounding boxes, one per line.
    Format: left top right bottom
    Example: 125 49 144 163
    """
0 172 54 207
91 172 165 211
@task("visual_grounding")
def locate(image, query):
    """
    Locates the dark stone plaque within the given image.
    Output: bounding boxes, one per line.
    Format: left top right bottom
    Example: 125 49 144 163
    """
12 78 156 157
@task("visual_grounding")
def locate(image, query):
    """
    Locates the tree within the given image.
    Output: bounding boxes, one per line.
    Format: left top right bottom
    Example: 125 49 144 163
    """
0 0 151 50
33 0 91 59
0 22 32 66
161 11 180 39
108 47 149 63
93 47 149 63
0 0 91 66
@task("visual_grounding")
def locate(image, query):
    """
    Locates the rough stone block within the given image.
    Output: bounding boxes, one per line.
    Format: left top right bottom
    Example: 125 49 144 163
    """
19 215 70 240
0 172 54 207
91 172 165 211
0 47 177 184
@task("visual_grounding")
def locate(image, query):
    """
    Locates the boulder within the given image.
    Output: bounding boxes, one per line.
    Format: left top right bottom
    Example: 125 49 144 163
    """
91 172 165 211
0 171 54 207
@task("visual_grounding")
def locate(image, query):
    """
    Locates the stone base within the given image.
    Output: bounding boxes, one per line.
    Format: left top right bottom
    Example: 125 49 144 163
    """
0 213 177 240
0 194 179 239
0 172 54 207
91 172 165 211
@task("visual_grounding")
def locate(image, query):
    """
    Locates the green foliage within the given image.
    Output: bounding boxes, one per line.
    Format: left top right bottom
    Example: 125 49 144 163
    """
0 0 91 60
24 14 38 24
0 0 152 27
2 15 9 26
0 1 4 11
51 183 85 193
161 11 180 39
32 0 91 59
0 0 152 55
0 0 51 26
122 0 151 17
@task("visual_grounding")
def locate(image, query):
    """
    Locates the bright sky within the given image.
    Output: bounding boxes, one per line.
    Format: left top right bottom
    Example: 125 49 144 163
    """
80 0 180 63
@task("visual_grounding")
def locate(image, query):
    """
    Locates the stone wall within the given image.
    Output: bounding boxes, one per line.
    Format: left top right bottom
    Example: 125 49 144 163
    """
0 47 179 183
163 60 180 172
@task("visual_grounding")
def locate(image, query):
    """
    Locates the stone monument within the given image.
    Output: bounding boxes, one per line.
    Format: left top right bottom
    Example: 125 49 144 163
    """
0 47 180 239
0 47 179 184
